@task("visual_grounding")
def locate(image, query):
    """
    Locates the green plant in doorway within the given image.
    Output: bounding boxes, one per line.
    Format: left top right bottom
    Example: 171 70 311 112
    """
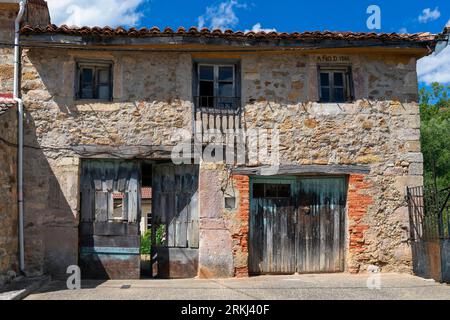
140 225 166 254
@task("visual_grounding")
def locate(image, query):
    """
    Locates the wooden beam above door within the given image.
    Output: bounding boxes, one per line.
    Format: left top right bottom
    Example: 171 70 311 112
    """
232 164 370 176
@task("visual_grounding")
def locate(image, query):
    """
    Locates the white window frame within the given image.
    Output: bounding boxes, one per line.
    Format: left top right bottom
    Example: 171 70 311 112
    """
197 64 236 98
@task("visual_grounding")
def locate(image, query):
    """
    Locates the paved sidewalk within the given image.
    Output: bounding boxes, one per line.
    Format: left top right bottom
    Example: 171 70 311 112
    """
25 273 450 300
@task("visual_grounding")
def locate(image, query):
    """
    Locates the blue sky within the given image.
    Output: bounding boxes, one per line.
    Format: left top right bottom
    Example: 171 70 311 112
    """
135 0 448 35
47 0 449 36
47 0 450 86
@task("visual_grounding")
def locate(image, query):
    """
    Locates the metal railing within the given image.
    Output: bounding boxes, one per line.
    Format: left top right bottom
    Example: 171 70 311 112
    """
193 96 243 135
407 185 450 241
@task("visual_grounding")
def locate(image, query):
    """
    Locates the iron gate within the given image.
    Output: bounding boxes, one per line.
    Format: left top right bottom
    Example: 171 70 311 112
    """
407 185 450 283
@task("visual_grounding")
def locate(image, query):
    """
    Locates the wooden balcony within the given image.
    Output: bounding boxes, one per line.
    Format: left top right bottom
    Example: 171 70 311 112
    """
193 96 242 136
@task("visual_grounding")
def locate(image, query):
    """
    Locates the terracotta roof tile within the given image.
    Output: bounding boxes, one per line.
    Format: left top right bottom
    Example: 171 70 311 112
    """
113 187 152 200
20 24 438 43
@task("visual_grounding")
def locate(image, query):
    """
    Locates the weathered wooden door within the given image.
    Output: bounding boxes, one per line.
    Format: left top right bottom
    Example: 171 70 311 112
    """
249 177 347 274
249 179 296 274
295 177 346 273
79 160 141 279
152 163 199 278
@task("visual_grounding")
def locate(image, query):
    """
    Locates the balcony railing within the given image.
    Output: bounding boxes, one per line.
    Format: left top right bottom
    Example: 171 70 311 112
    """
193 96 242 135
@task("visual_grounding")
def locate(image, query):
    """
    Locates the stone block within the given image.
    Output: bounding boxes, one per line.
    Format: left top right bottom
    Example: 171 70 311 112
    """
397 129 420 141
404 140 421 152
405 152 423 163
406 114 420 129
198 229 234 278
408 162 423 176
199 169 223 219
394 176 424 194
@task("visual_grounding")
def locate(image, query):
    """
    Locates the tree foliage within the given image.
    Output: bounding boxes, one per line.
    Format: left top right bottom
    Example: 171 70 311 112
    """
419 82 450 198
140 225 166 254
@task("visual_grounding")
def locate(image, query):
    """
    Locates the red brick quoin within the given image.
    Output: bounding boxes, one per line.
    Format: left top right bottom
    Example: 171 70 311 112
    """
231 175 250 278
347 174 373 273
230 174 373 276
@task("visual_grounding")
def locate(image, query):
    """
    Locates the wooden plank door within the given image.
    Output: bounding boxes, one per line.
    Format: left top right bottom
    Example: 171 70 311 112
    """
295 177 346 273
79 160 141 279
249 179 296 274
249 176 347 275
152 163 199 278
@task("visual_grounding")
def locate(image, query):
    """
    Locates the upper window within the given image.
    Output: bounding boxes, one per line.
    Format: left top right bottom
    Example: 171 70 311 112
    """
196 64 239 110
76 61 113 100
252 183 291 199
318 67 353 103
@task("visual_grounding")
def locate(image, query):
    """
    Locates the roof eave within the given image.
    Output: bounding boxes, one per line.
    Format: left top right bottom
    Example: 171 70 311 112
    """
20 33 434 56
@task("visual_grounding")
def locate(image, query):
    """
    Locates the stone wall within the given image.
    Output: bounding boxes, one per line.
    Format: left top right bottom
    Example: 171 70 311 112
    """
238 52 422 273
0 47 423 277
0 1 51 95
0 4 16 96
18 48 193 276
0 3 18 284
198 52 422 276
0 46 14 96
0 105 18 286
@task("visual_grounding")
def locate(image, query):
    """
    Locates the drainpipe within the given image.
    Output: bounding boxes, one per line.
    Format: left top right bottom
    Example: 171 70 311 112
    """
13 0 27 274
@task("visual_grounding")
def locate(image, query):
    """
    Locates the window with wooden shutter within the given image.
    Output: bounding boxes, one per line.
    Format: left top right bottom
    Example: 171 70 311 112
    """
80 160 140 224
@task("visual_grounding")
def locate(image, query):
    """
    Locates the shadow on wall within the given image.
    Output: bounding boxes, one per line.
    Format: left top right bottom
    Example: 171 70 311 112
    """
22 114 78 279
21 49 195 280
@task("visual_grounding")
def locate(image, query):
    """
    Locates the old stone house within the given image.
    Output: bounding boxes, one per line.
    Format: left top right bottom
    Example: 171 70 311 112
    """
0 1 446 280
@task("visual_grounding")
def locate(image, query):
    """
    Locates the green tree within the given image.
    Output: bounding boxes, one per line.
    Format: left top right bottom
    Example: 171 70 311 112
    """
419 82 450 207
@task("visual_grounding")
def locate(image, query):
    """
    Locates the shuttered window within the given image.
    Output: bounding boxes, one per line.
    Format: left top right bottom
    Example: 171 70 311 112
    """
80 160 140 223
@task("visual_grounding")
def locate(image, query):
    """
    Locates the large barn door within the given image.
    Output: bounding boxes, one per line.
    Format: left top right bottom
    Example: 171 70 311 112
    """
249 176 347 274
249 178 296 274
295 177 346 273
79 160 141 279
152 163 199 278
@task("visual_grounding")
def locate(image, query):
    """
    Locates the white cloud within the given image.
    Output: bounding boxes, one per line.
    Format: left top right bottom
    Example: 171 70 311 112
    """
418 7 441 23
417 46 450 84
245 23 276 33
398 27 408 34
46 0 147 27
447 19 450 27
198 0 247 30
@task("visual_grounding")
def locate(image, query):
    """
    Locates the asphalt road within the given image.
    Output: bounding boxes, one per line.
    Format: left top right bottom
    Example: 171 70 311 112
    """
25 273 450 300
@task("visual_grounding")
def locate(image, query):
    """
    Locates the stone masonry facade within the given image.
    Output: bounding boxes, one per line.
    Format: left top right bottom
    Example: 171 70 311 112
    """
4 49 424 277
0 103 18 286
0 1 52 283
0 2 428 278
